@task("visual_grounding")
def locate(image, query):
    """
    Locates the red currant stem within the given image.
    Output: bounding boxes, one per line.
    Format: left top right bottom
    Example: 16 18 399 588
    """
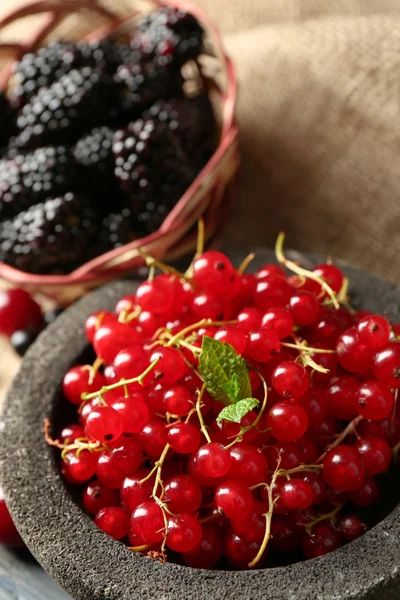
60 438 104 460
386 314 400 341
118 308 130 323
336 277 355 313
166 319 238 349
129 544 153 553
148 262 156 282
196 384 212 443
184 407 197 424
248 464 322 493
304 503 344 534
281 341 336 355
124 306 142 324
152 443 171 499
302 354 330 374
136 248 195 286
86 358 104 385
392 389 398 431
317 415 363 463
186 217 206 278
81 357 161 401
43 418 65 449
94 311 109 331
275 232 340 309
392 441 400 459
237 252 256 275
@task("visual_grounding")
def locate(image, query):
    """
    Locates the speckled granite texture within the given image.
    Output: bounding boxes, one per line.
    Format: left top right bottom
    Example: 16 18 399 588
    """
1 250 399 600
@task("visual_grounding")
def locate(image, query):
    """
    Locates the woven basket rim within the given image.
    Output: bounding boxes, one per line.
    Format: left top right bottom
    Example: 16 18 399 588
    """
0 0 238 287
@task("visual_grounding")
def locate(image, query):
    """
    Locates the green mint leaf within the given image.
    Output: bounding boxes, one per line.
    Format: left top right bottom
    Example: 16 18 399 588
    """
199 336 252 405
220 374 242 403
216 398 260 423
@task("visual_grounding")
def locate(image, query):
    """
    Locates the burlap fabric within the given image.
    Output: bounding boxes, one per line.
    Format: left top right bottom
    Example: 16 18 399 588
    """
0 0 399 403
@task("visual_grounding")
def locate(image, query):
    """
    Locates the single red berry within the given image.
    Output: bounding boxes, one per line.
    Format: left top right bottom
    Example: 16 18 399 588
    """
0 488 24 547
271 361 310 399
253 276 292 311
167 513 202 552
193 443 231 479
223 531 267 569
237 307 263 331
135 275 175 314
167 422 201 454
191 291 227 321
348 476 379 506
270 516 301 552
83 480 119 515
227 443 268 486
61 449 97 484
164 475 202 514
357 315 391 349
310 417 337 448
138 419 168 457
94 506 129 540
163 384 193 416
96 437 143 488
136 310 161 336
312 264 344 295
59 423 85 444
299 388 329 427
62 365 105 406
86 406 123 443
215 481 253 520
85 311 115 344
233 274 257 310
121 469 154 512
150 346 187 384
311 310 341 346
94 322 142 363
302 523 341 559
289 291 320 326
181 524 223 569
109 392 150 434
373 342 400 388
323 445 365 492
230 500 268 543
356 381 394 420
256 264 285 280
113 345 153 389
296 472 326 505
336 328 373 373
337 514 367 542
266 401 308 442
281 479 314 509
325 375 359 420
245 329 280 362
187 453 225 488
0 289 43 337
131 500 165 544
192 251 236 294
354 436 392 475
215 326 247 355
261 307 294 340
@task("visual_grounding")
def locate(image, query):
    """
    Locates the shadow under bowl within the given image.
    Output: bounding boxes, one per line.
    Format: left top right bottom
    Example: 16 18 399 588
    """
1 248 400 600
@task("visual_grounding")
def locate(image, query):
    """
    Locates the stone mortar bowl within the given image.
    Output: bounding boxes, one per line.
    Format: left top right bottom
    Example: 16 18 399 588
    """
1 249 400 600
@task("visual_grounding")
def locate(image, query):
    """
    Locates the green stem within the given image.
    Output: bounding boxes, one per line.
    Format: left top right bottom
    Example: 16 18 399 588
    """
196 384 211 443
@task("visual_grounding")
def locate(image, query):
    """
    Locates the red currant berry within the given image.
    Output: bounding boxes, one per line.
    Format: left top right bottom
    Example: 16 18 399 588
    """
302 523 341 559
121 469 154 512
256 264 285 280
325 375 359 420
253 276 292 311
0 289 43 337
193 443 231 479
135 276 175 314
138 419 168 457
131 500 165 544
188 453 225 488
311 310 341 346
354 436 392 475
79 397 99 425
181 524 223 569
191 291 227 321
61 449 97 483
337 514 366 542
281 479 314 509
310 417 337 448
336 328 373 373
163 384 193 416
373 342 400 388
289 291 320 326
271 361 310 399
308 347 338 384
296 472 326 505
230 500 268 543
237 307 263 331
222 410 259 444
234 274 257 308
192 251 236 294
167 513 202 552
62 365 105 406
215 326 247 355
227 443 268 486
94 506 129 540
356 381 394 420
348 476 379 506
167 422 201 454
113 345 153 389
261 307 294 340
85 311 114 344
83 480 119 515
297 436 319 464
59 423 85 444
223 531 267 569
93 322 142 363
96 437 143 488
215 481 253 519
86 406 123 443
164 475 202 514
323 445 365 492
270 516 301 552
358 413 400 446
245 329 280 362
150 346 186 384
266 401 308 442
299 388 329 427
313 264 344 295
109 392 150 434
0 488 24 547
136 311 161 336
357 315 391 349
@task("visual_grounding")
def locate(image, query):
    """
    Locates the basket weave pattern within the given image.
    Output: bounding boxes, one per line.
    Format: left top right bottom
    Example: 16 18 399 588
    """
0 0 238 302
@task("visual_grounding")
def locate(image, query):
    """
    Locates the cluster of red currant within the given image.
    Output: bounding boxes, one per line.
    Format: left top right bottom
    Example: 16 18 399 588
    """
46 231 400 570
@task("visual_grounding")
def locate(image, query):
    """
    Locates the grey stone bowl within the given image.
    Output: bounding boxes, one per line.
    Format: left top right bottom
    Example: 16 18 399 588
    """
1 249 400 600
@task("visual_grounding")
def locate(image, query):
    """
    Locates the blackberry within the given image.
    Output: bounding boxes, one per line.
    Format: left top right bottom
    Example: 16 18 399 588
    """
144 94 217 170
115 61 183 115
0 145 79 220
0 91 17 148
100 209 135 250
132 7 204 68
113 119 196 234
0 192 97 273
15 67 122 149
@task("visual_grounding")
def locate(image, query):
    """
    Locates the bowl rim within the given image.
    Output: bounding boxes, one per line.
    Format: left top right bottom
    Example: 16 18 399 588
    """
1 248 400 600
0 0 239 286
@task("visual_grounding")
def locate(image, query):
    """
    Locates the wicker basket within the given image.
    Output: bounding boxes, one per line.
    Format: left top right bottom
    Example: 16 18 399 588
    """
0 0 238 303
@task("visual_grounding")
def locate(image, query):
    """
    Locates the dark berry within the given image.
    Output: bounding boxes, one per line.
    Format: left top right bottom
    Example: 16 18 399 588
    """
0 91 16 148
11 328 41 356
